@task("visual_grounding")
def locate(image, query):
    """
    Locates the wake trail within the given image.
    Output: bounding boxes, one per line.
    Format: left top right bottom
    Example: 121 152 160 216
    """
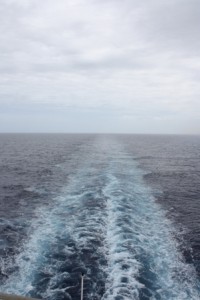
1 137 199 299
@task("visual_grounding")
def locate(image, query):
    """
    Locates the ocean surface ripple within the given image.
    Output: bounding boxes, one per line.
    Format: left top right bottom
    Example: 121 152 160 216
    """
0 134 200 299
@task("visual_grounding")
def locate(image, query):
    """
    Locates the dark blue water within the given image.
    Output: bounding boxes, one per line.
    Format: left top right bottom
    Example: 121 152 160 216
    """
0 134 200 299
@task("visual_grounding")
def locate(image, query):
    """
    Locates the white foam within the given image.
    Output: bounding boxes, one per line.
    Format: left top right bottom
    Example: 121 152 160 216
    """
102 151 200 299
1 141 108 298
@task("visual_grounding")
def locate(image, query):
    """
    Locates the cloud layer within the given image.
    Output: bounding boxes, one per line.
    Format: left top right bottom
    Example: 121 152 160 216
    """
0 0 200 133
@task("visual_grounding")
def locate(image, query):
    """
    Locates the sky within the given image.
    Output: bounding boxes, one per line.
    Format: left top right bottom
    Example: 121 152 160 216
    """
0 0 200 134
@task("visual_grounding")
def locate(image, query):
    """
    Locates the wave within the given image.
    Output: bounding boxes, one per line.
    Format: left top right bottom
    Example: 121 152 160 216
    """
1 138 199 299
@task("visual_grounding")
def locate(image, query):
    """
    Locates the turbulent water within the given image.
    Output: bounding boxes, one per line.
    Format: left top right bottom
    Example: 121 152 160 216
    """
0 134 200 299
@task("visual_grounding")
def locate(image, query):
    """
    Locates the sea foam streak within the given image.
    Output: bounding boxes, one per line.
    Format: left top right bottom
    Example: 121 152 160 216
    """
1 137 200 299
102 150 199 299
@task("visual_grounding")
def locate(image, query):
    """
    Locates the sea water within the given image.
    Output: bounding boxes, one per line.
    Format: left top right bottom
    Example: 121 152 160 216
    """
0 134 200 299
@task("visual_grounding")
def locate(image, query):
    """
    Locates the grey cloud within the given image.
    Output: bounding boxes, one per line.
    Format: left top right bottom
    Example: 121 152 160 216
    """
0 0 199 133
138 0 200 54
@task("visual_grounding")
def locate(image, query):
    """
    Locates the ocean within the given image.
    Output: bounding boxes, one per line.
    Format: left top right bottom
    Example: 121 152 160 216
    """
0 133 200 300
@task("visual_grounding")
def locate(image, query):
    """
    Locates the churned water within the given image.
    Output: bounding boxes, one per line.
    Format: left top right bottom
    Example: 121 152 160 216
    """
0 134 200 299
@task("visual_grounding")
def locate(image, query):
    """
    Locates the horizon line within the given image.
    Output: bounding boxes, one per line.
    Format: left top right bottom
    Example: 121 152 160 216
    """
0 132 199 136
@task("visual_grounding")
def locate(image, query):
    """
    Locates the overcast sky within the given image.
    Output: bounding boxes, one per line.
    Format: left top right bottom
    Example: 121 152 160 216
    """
0 0 200 134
